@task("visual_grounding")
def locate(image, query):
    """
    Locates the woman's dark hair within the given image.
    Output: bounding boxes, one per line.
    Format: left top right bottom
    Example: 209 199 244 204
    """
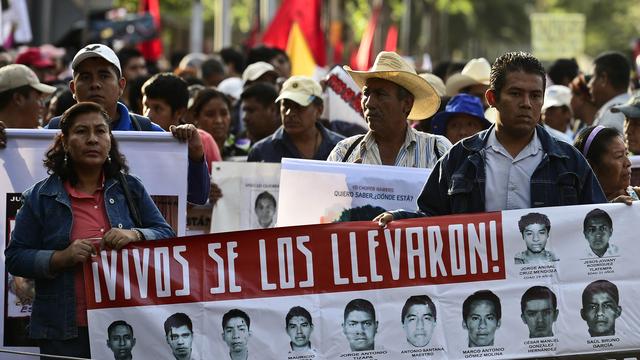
573 125 622 167
44 102 128 185
188 88 231 120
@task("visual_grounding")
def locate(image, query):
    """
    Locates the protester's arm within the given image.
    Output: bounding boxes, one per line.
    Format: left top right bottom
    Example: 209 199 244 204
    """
414 154 453 216
170 124 211 205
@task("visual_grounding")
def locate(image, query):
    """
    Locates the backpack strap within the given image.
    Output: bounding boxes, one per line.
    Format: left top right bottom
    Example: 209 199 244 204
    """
130 114 153 131
342 135 365 162
433 138 442 159
47 117 61 129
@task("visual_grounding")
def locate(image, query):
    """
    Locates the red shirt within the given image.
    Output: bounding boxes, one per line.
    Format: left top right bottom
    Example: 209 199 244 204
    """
198 128 222 164
64 178 110 326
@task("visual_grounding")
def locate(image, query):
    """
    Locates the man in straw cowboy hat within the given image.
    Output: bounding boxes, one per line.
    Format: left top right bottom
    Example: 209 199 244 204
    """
328 51 451 167
445 58 491 109
375 51 605 224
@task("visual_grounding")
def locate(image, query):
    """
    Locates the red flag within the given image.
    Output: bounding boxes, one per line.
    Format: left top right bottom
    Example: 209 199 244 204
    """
351 5 380 70
138 0 163 62
262 0 326 67
385 24 398 52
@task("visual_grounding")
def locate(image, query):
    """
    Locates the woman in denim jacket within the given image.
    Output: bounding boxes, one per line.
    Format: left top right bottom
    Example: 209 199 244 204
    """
5 102 175 358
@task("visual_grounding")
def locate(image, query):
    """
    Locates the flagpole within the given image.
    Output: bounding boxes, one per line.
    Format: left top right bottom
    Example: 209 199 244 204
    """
190 0 203 53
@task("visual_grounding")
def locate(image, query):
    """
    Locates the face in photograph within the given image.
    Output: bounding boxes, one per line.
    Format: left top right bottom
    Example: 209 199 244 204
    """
522 223 549 254
222 317 251 354
106 324 136 360
403 303 436 347
584 218 613 255
462 300 500 347
581 292 622 337
255 195 276 228
521 299 558 338
342 310 378 351
287 315 313 349
166 325 193 360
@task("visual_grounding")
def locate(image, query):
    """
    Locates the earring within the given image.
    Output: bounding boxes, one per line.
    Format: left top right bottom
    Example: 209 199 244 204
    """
106 155 112 164
63 152 68 167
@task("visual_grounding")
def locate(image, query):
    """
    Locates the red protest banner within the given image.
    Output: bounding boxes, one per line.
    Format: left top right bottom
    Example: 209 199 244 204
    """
86 212 504 309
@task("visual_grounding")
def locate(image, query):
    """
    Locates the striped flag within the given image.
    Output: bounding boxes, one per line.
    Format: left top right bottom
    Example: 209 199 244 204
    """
262 0 326 77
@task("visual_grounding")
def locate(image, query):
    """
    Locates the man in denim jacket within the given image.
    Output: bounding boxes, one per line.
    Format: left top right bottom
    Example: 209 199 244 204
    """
377 52 605 222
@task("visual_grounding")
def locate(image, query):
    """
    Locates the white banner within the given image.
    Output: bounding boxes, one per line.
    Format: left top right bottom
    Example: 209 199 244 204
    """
0 129 188 356
210 162 281 233
277 158 430 226
322 65 367 129
86 202 640 359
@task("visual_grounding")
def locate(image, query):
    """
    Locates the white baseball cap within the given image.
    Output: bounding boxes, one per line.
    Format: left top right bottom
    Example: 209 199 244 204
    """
242 61 278 82
71 44 122 76
542 85 572 113
0 64 56 94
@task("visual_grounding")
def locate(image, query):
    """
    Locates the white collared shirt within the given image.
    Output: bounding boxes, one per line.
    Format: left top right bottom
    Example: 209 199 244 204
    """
594 92 631 133
484 128 544 212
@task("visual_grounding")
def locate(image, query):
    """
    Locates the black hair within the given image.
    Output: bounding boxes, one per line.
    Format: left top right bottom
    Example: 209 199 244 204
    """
285 306 313 327
164 312 193 336
189 88 231 119
0 85 33 110
142 73 189 112
240 83 279 107
220 47 246 74
593 51 630 91
462 290 501 321
336 205 387 222
43 102 128 186
582 279 619 307
201 58 225 79
547 58 579 86
50 88 75 119
490 52 546 100
108 320 134 338
520 286 557 314
344 298 376 322
247 46 278 65
127 74 151 115
254 191 276 209
222 308 251 330
401 295 437 323
583 208 613 230
518 212 551 233
573 125 622 168
116 47 144 70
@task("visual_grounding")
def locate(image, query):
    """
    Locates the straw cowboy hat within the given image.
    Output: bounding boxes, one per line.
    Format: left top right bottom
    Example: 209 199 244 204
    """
343 51 440 120
445 58 491 96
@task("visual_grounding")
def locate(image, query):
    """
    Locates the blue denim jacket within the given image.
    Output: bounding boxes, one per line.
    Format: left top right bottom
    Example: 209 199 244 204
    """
392 124 606 218
4 174 175 340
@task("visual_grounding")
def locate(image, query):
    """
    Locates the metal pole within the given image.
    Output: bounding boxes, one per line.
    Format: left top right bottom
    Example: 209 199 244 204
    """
190 0 203 53
400 0 410 55
41 0 52 43
214 0 231 51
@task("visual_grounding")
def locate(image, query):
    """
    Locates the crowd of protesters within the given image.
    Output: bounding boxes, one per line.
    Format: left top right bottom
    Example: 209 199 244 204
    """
2 39 640 358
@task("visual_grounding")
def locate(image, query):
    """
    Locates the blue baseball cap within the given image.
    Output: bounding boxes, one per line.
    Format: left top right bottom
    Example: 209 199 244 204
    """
431 94 490 136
